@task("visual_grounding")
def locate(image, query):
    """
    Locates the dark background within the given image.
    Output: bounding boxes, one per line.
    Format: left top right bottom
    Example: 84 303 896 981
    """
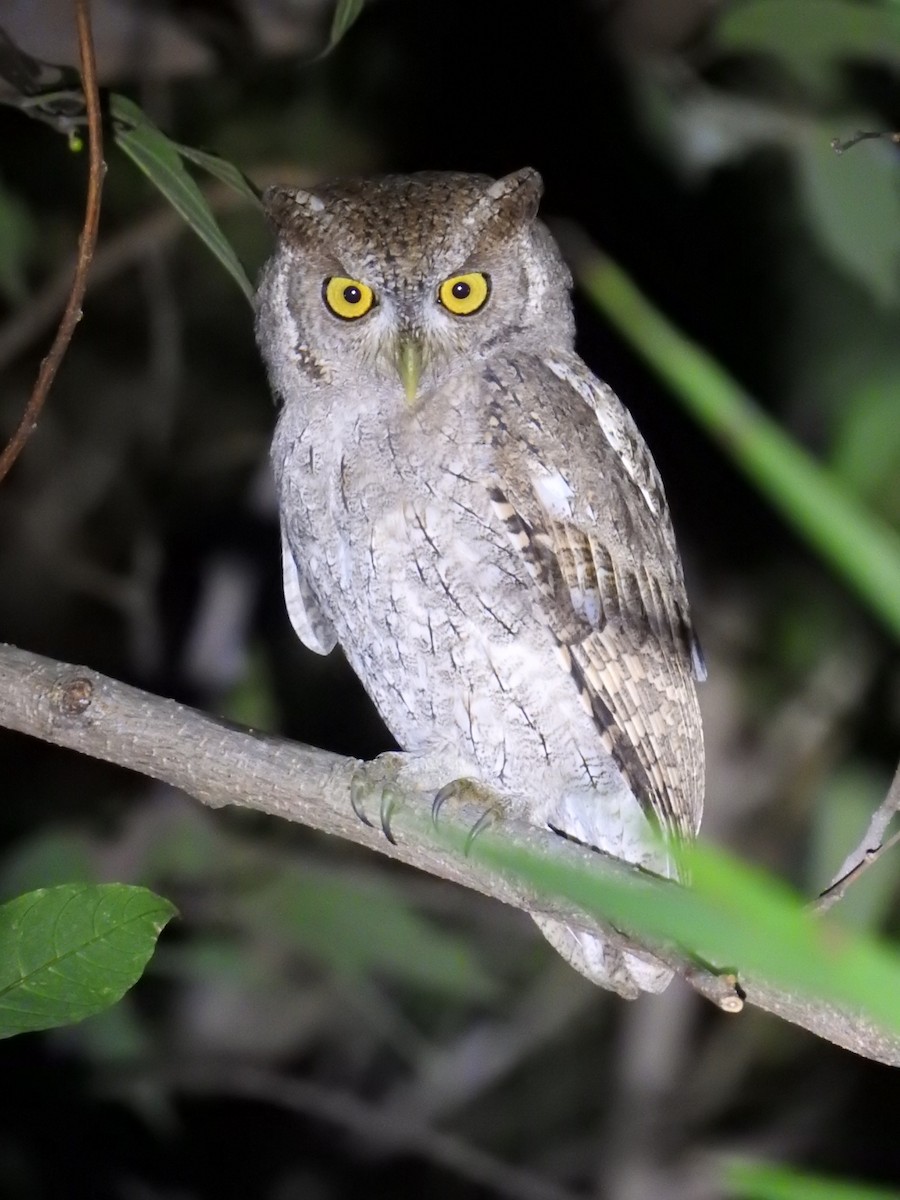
1 1 900 1196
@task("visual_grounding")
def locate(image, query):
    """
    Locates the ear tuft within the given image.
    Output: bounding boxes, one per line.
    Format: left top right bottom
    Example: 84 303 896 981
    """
262 185 326 234
485 167 544 223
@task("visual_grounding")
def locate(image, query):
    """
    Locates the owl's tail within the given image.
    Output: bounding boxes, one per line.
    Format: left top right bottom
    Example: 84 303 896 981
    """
530 915 672 998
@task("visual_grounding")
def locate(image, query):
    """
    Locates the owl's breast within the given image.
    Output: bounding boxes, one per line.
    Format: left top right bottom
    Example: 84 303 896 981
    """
276 387 514 608
276 378 600 775
287 425 533 728
342 490 545 760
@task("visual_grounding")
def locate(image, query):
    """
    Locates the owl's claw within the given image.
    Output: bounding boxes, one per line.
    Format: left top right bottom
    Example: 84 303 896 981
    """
380 786 400 846
464 807 497 853
431 781 455 826
353 757 504 851
350 773 376 829
350 754 409 844
432 778 501 856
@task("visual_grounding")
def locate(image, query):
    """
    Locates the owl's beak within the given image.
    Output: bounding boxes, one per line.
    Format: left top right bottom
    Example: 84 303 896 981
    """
395 336 424 405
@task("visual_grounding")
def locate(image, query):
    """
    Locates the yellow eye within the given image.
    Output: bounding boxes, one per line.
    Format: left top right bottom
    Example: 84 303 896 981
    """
438 272 490 316
323 276 376 320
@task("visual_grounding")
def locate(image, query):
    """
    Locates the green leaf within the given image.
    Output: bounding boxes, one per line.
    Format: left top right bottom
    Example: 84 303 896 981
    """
716 0 900 95
796 128 900 305
572 242 900 642
326 0 366 53
110 94 254 303
0 884 176 1038
463 828 900 1037
726 1159 900 1199
172 142 262 208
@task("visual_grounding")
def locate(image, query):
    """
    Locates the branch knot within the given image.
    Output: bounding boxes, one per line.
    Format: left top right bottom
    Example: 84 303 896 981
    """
53 674 94 717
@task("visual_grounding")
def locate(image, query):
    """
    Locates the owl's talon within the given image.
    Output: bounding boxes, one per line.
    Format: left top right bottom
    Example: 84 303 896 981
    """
430 779 503 853
464 808 497 855
380 786 400 846
350 754 411 845
432 782 455 826
349 775 375 829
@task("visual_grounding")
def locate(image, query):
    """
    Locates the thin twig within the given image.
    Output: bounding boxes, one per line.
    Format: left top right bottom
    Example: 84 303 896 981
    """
815 758 900 913
831 129 900 155
0 0 104 484
815 830 900 913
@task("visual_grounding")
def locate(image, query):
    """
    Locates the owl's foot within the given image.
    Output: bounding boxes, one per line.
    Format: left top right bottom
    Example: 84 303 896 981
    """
432 779 505 854
351 753 509 849
350 752 409 845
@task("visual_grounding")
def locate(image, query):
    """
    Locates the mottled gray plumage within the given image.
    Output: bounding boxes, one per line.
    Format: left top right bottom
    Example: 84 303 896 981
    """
256 168 704 996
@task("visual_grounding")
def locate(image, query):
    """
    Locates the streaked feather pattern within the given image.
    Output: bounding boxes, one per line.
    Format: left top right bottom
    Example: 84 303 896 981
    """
485 353 704 841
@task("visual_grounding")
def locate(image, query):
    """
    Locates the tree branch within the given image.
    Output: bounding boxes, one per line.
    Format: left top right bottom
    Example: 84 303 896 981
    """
1 642 898 1067
815 759 900 913
0 0 104 483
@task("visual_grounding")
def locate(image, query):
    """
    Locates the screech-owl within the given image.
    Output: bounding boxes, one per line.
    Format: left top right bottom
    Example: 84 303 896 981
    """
255 169 705 997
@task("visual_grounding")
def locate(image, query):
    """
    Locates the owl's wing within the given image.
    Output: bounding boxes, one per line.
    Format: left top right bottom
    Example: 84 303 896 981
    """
281 523 337 655
486 355 704 839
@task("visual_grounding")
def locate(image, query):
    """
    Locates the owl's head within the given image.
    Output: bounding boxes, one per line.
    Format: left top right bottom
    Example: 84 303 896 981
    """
255 169 574 408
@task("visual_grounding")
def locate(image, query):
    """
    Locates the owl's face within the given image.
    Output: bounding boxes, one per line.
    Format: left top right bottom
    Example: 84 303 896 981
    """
256 169 574 407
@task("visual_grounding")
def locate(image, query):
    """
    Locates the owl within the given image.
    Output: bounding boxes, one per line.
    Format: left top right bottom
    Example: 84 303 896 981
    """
256 169 705 998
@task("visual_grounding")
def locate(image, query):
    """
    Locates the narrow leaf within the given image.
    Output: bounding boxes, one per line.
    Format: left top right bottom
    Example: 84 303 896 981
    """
110 94 254 303
726 1159 900 1200
571 240 900 642
173 142 262 208
0 883 176 1037
326 0 365 53
463 828 900 1038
